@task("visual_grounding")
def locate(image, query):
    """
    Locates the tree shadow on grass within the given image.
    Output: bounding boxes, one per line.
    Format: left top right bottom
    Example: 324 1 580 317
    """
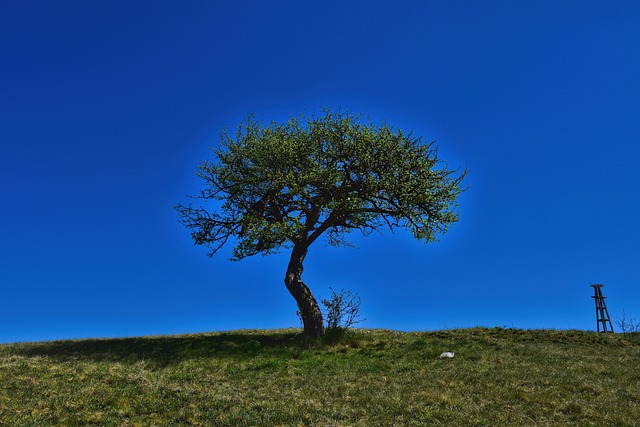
8 330 309 367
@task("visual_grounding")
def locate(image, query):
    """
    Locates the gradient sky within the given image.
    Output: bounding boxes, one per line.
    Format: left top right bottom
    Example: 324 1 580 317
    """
2 1 639 343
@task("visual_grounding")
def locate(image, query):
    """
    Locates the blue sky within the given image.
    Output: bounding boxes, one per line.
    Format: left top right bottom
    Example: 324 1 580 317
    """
2 1 639 343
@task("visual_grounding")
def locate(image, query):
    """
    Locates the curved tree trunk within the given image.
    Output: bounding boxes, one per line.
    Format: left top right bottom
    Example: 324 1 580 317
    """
285 243 325 337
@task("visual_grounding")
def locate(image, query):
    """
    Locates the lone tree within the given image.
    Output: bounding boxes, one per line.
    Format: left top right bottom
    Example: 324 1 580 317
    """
176 109 466 337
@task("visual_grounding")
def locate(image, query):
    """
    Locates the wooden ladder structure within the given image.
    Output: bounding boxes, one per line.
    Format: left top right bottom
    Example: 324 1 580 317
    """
591 284 614 333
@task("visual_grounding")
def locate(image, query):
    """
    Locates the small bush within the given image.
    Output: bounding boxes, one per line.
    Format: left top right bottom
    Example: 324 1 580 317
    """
615 309 640 339
321 288 365 342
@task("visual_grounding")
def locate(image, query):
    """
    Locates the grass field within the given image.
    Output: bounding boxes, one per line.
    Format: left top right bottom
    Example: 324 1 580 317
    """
1 327 639 426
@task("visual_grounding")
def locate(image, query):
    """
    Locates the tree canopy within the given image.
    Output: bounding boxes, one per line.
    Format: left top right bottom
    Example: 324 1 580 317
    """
176 109 466 336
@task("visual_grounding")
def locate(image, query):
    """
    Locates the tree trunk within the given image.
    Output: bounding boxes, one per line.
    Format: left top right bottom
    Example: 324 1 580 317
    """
285 243 325 337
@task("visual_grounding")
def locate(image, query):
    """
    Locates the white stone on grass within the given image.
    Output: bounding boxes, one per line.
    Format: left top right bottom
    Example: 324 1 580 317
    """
439 351 455 358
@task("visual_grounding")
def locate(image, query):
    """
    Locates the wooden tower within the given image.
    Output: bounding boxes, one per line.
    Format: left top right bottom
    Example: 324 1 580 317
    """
591 284 614 333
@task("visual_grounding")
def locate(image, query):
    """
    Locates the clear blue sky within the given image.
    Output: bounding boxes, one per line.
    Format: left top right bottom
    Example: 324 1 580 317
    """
2 1 639 343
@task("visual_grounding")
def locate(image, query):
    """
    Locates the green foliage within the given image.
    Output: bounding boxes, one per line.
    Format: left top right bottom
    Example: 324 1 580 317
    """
1 328 639 426
176 109 466 260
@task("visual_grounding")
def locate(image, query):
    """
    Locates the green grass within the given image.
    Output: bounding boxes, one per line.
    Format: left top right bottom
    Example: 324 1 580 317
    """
1 328 639 426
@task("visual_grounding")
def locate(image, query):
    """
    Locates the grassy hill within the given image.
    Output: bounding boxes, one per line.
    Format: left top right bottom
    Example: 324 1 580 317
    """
1 328 639 426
